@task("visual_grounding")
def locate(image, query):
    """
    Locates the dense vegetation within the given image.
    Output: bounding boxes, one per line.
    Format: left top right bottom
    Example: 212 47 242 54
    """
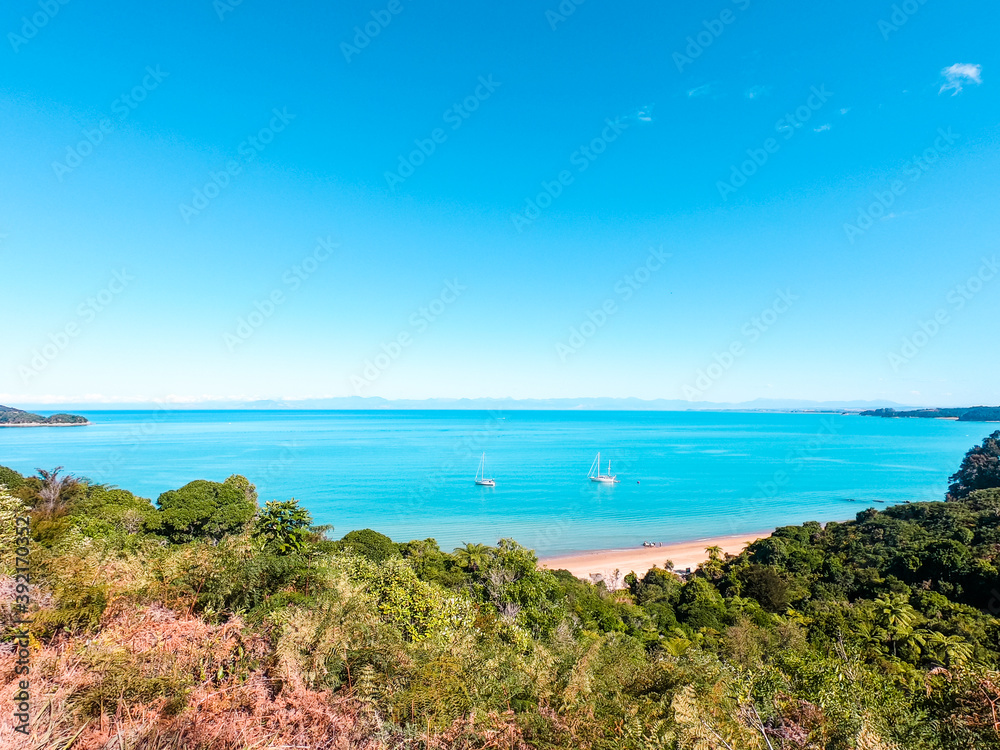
0 403 88 425
861 406 1000 422
2 433 1000 748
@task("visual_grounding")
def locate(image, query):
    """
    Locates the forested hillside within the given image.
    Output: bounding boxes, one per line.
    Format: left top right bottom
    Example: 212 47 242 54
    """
2 433 1000 748
0 404 88 425
861 406 1000 422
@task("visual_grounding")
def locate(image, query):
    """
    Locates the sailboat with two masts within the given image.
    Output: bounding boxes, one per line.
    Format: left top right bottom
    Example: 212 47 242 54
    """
588 452 619 483
474 452 496 486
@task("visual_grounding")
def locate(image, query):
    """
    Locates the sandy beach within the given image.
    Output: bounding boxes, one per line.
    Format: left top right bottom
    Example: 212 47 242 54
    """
539 530 771 581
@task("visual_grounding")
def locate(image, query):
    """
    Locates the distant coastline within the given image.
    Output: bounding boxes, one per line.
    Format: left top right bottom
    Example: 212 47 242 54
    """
861 406 1000 422
0 403 89 427
10 396 920 412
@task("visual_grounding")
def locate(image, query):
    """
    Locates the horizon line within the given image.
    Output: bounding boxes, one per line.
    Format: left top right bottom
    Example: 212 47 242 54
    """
6 395 992 412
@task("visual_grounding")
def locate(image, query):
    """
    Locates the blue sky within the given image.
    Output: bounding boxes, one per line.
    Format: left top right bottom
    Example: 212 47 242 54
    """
1 0 998 406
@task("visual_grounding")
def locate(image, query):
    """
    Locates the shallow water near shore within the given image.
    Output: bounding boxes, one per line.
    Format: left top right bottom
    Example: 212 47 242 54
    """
0 410 994 555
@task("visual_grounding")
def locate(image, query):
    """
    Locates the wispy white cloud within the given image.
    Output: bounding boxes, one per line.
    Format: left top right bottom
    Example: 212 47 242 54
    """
686 83 714 98
814 124 831 132
939 63 982 95
633 104 655 123
744 85 770 100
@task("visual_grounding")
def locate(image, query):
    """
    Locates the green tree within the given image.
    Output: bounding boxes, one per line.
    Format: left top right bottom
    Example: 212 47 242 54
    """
224 474 258 504
72 486 156 543
874 593 917 657
0 465 26 490
948 430 1000 499
677 577 727 631
913 629 973 667
339 528 399 562
474 538 560 633
738 564 792 613
251 499 313 554
453 542 490 571
148 479 257 543
701 545 725 578
400 539 463 586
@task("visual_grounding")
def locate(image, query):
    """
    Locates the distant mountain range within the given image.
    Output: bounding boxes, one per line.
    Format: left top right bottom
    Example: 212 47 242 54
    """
13 397 917 412
0 404 89 425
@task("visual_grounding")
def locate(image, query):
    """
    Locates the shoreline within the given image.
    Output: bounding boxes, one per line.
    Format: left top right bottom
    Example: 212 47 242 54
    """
0 421 91 427
539 530 772 581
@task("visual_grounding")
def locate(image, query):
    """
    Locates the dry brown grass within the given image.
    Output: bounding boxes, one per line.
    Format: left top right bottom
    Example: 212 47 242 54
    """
0 603 382 750
0 598 543 750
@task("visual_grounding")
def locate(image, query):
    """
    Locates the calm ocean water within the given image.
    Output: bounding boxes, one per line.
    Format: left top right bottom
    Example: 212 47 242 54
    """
1 410 995 555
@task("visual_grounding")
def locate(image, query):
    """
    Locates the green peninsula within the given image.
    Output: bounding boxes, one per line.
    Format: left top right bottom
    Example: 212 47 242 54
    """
0 403 89 426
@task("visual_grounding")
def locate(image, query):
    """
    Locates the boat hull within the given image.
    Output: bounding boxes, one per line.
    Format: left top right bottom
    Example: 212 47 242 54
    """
475 480 496 487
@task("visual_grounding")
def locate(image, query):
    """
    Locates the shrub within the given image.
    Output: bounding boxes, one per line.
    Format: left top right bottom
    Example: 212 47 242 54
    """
0 485 28 575
252 499 314 554
738 564 792 613
0 465 26 490
949 430 1000 499
339 529 399 562
70 486 157 545
677 577 727 631
148 480 257 544
197 543 311 616
224 474 258 504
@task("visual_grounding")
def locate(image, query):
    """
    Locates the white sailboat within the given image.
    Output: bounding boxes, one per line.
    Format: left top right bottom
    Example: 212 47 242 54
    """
588 452 619 483
475 452 495 486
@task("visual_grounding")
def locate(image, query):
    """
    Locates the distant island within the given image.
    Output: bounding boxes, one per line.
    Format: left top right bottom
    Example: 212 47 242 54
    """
861 406 1000 422
0 403 89 426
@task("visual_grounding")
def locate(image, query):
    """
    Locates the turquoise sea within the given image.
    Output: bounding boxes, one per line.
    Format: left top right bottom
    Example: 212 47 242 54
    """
0 410 995 555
